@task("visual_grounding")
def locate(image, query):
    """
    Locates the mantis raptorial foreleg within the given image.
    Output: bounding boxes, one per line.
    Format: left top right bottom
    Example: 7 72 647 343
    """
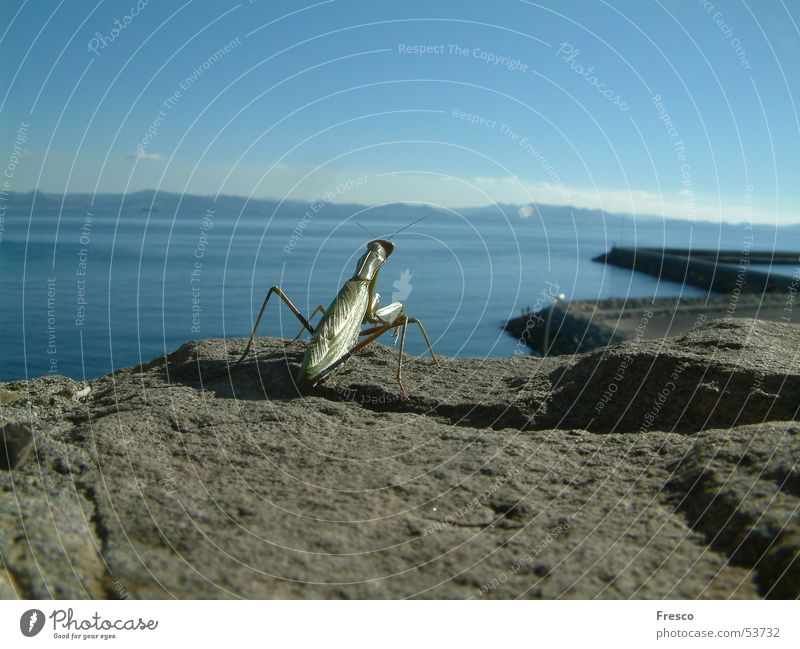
406 317 439 366
292 306 400 342
230 286 315 370
395 316 440 399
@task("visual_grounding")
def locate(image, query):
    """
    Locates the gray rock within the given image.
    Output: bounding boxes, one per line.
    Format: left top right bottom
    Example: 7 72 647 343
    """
666 424 800 598
537 319 800 433
0 319 797 598
505 305 623 356
1 423 34 470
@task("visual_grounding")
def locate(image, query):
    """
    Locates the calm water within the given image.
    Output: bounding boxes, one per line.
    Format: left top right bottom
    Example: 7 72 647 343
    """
2 202 798 381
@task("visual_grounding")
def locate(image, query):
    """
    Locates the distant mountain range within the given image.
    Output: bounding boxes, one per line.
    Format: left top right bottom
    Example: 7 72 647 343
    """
4 190 798 231
3 189 619 222
4 189 300 213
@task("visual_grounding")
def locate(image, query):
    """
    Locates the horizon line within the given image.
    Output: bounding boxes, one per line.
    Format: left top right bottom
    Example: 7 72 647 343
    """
4 188 797 228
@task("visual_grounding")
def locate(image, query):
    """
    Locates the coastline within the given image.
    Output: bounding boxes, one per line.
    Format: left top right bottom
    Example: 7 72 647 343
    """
507 293 795 355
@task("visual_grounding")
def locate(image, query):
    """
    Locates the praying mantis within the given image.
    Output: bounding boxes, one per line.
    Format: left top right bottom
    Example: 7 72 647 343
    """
229 216 439 400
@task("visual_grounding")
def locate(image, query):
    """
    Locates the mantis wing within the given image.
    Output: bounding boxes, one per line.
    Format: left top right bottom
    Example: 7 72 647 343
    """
298 279 369 385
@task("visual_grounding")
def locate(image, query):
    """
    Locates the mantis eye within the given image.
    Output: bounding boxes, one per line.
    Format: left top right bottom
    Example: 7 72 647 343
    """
374 239 395 256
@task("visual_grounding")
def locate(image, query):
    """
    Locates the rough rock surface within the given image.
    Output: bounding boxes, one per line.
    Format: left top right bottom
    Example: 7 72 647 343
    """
1 319 798 599
505 304 623 356
507 294 795 356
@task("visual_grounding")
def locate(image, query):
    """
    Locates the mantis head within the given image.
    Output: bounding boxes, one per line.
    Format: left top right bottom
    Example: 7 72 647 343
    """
352 212 434 281
371 239 395 256
354 239 394 281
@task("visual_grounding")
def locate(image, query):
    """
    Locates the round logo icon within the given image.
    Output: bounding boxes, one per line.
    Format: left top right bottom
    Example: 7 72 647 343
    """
20 609 45 637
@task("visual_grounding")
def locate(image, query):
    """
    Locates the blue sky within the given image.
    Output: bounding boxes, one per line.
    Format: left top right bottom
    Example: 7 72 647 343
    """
1 0 799 223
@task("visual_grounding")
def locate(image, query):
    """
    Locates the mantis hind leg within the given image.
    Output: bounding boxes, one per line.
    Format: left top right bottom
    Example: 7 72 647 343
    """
230 286 314 370
290 304 325 342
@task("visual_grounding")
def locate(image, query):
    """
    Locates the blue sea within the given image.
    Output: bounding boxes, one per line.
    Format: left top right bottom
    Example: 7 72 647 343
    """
2 199 798 381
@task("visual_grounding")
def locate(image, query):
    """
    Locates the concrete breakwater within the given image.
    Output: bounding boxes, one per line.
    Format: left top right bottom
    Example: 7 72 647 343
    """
506 293 798 356
505 305 622 356
506 246 800 356
593 246 799 294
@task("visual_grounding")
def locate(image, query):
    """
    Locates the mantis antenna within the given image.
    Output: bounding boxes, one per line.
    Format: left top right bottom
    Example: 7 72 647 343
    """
387 211 436 240
356 222 377 238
